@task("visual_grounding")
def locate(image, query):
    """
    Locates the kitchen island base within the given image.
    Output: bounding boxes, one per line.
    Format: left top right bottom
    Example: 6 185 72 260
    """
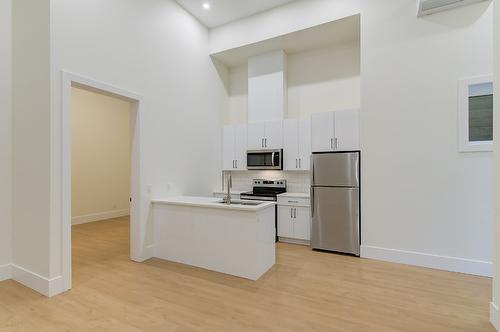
152 197 276 280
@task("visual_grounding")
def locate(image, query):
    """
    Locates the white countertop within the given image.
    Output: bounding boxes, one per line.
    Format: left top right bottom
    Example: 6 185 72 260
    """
213 190 247 195
278 192 310 198
151 196 275 212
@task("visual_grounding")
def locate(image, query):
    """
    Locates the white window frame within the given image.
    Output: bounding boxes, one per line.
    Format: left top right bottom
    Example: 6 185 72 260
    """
458 75 493 152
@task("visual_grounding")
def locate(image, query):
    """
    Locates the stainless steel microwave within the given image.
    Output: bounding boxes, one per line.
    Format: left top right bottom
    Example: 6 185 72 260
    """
247 149 283 170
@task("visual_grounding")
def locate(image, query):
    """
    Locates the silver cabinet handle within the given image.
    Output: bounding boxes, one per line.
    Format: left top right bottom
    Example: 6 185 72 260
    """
296 159 298 168
288 200 299 203
235 160 238 169
335 138 338 149
299 158 301 169
232 160 235 168
294 208 297 218
330 138 333 149
290 207 293 218
265 138 267 148
261 138 264 148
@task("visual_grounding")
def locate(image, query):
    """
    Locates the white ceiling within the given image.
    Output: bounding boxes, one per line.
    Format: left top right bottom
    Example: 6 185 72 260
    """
211 15 360 68
175 0 297 28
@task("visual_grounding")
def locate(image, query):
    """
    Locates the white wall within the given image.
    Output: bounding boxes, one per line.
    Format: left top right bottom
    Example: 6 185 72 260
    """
225 41 360 124
213 0 494 275
48 0 227 280
0 0 12 269
491 0 500 328
71 87 131 224
287 41 360 117
12 0 51 278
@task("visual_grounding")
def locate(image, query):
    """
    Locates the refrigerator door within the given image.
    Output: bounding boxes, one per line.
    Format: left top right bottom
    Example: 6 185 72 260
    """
311 152 359 187
311 187 360 255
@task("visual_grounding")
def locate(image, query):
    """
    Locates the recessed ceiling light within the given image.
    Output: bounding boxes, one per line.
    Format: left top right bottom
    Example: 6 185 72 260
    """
202 3 211 10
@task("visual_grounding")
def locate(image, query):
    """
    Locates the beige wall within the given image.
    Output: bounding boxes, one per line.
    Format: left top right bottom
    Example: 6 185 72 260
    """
492 0 500 326
224 41 360 124
12 0 51 277
71 87 131 223
0 0 12 268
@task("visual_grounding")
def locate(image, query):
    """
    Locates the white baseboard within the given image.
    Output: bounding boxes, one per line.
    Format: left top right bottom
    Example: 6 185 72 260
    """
133 244 156 262
278 237 310 246
72 209 130 225
0 264 12 281
11 264 65 297
360 245 492 277
491 302 500 331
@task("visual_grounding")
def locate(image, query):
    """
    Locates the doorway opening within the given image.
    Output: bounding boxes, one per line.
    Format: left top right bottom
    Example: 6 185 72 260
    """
61 73 144 292
70 86 132 285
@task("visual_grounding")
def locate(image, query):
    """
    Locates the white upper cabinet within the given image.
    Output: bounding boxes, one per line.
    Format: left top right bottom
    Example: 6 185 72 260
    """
265 120 283 149
311 109 359 152
223 124 247 170
247 120 283 150
234 124 248 169
298 117 311 169
335 109 359 151
311 111 335 152
247 122 265 150
283 117 311 171
223 125 236 170
248 51 287 123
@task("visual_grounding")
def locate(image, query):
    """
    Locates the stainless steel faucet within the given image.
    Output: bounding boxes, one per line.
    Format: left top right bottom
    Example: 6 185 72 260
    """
225 174 232 205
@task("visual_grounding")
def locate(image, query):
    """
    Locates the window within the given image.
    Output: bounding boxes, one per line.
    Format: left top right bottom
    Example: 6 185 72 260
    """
458 75 494 152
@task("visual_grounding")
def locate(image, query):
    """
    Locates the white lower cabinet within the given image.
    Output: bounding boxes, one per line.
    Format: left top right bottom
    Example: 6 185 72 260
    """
277 195 311 244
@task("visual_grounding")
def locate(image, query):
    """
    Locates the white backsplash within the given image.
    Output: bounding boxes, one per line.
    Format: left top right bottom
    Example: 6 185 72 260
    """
223 170 310 193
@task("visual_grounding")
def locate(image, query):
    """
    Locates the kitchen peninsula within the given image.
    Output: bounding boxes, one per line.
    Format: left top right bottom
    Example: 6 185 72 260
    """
151 196 276 280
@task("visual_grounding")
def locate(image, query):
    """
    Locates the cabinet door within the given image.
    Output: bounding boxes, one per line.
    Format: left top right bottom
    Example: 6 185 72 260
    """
298 117 311 170
264 120 283 149
283 119 299 170
222 125 235 170
247 122 266 150
278 206 293 238
234 124 247 170
293 207 311 241
311 112 335 152
335 109 360 151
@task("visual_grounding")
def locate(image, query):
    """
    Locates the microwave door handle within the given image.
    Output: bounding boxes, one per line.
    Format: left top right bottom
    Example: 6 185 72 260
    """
271 151 275 166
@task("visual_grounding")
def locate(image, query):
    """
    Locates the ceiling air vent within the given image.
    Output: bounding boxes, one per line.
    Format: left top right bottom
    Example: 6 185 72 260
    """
417 0 488 16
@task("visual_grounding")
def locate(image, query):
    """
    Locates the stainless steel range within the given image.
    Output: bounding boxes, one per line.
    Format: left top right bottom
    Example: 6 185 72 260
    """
241 179 287 201
241 179 286 242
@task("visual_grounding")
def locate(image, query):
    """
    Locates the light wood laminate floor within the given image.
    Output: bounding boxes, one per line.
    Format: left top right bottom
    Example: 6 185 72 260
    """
0 217 494 331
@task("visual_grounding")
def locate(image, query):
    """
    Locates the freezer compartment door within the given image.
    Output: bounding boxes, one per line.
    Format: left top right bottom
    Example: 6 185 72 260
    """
311 152 359 187
311 187 359 255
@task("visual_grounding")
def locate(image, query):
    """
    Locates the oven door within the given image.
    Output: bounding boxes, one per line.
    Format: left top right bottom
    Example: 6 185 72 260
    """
247 149 282 170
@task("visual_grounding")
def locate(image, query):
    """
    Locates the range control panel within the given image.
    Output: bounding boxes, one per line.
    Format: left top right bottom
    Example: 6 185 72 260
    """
253 179 286 188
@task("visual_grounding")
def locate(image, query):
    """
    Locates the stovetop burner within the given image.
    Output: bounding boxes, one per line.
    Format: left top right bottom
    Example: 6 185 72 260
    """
240 179 287 201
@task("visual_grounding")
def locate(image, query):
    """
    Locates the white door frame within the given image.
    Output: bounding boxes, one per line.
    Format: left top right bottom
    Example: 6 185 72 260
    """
61 72 145 292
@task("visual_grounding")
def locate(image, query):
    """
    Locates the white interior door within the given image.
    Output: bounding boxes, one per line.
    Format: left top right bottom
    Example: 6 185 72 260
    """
283 118 299 170
311 111 334 152
335 109 360 151
247 122 266 150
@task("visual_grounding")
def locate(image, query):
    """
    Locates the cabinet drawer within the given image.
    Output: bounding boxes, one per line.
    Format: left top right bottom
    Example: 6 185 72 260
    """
277 196 310 207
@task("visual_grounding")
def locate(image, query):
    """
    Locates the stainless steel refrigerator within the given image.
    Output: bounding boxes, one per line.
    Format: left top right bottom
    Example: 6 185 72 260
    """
310 152 360 256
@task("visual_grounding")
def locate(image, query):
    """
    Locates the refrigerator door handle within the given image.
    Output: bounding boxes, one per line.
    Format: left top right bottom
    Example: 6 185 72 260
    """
310 187 314 218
